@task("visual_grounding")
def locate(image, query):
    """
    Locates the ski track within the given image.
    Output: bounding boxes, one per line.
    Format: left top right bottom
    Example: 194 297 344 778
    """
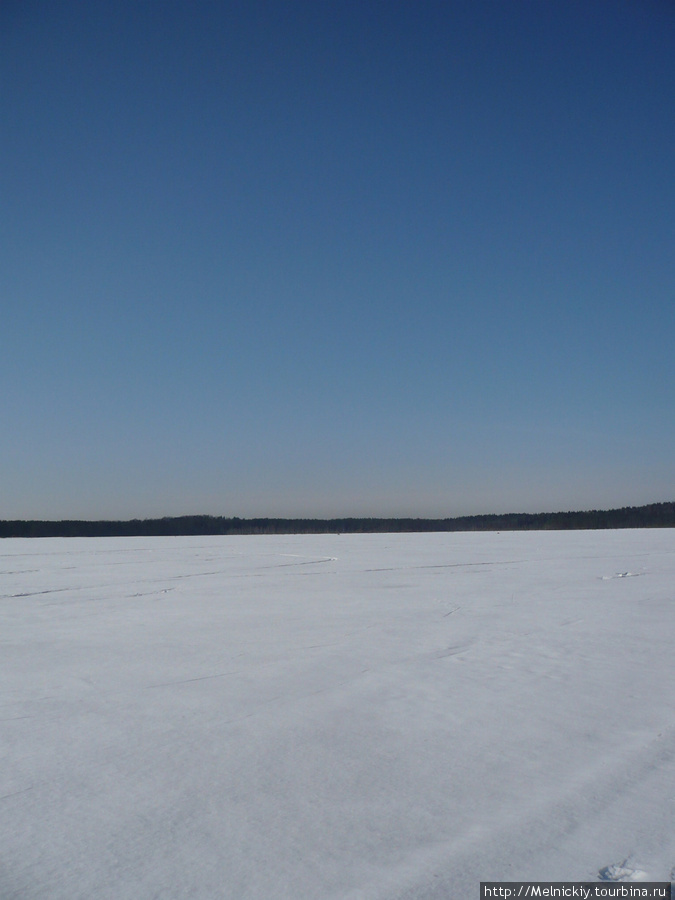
335 725 675 899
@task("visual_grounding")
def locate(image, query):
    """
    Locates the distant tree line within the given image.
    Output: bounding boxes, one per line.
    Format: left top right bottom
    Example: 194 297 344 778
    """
1 502 674 538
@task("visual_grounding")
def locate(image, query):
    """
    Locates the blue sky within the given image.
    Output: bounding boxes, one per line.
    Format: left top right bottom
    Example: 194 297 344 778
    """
2 0 673 520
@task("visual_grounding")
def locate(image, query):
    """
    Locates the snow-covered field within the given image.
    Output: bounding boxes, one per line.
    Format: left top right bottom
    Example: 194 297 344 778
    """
1 530 674 899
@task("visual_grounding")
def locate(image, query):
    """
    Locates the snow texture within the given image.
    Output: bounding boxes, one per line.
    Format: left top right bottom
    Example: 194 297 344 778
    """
1 530 674 898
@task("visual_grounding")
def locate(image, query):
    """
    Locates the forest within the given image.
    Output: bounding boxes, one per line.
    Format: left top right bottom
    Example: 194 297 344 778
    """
1 501 674 537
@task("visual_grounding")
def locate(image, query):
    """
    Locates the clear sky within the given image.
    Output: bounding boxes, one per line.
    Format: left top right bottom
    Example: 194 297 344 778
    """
2 0 673 520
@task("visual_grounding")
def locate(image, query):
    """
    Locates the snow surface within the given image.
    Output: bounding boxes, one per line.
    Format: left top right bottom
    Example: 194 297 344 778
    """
1 530 674 899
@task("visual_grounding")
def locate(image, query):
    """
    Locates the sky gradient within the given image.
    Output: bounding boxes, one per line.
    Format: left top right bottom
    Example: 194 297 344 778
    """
2 0 674 520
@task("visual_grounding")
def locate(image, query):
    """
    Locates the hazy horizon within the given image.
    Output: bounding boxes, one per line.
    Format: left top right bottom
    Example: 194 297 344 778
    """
2 1 673 520
2 498 674 525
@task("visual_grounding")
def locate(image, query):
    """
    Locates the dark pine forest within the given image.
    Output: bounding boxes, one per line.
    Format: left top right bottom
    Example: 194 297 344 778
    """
1 502 674 538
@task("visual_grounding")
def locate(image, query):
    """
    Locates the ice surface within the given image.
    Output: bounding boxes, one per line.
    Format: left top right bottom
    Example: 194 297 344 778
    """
1 530 674 898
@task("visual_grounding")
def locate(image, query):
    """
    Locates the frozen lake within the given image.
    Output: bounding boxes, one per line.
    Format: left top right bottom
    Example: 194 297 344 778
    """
1 530 674 898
